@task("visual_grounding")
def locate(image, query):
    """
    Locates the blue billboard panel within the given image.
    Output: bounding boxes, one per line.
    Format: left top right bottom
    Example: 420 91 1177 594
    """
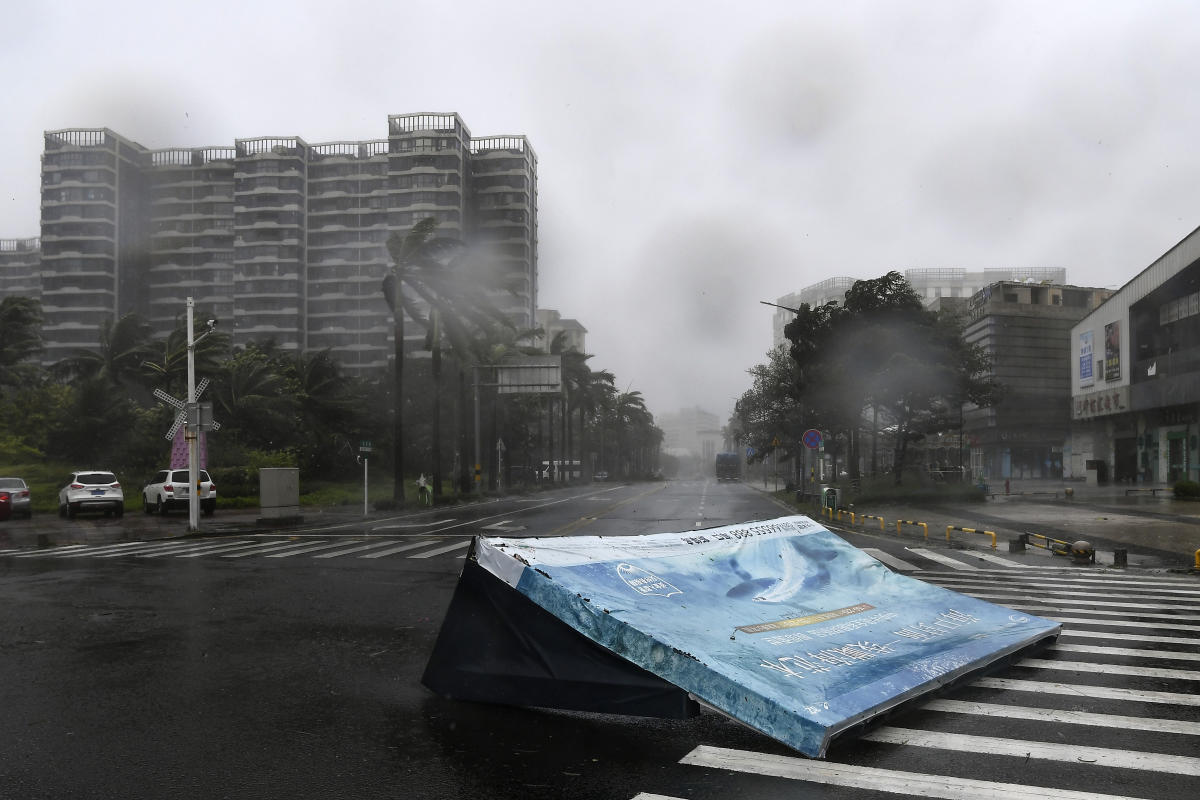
476 516 1060 758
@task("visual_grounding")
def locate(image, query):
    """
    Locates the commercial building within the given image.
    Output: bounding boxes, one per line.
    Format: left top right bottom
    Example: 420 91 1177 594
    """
1069 225 1200 484
963 281 1113 480
5 113 538 374
535 309 587 354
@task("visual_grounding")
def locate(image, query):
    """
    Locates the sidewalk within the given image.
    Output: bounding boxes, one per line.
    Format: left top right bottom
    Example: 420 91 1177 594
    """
787 478 1200 571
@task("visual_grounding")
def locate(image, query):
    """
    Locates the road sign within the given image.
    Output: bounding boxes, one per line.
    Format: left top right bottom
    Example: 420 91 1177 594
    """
802 429 823 449
359 440 373 452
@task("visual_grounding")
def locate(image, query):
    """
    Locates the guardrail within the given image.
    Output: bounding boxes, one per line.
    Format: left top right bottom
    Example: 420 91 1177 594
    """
1126 487 1167 497
896 519 929 540
1195 549 1199 571
946 525 997 549
858 514 886 532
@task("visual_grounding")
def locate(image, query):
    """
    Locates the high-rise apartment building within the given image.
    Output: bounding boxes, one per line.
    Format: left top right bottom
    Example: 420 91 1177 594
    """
0 237 40 301
8 113 538 375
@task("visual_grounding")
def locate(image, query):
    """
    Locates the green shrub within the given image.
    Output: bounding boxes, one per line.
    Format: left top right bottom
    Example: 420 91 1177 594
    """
1173 480 1200 499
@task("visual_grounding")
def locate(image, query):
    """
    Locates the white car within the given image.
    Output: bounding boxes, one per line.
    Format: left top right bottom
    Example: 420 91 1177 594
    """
142 468 216 516
58 470 124 519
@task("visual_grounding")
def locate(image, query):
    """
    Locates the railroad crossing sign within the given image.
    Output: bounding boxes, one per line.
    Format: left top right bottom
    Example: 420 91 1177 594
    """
154 381 221 469
802 428 823 449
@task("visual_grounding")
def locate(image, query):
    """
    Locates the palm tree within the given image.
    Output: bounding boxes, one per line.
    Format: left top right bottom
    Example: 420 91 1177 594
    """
140 316 231 397
54 312 155 388
210 347 296 451
0 296 42 398
383 217 515 504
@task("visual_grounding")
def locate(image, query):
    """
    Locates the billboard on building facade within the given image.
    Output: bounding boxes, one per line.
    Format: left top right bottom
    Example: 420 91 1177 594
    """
1105 322 1121 381
464 517 1061 758
1079 331 1094 387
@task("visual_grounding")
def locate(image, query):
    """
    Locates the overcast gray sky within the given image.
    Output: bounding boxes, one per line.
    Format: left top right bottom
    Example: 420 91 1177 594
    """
4 0 1200 425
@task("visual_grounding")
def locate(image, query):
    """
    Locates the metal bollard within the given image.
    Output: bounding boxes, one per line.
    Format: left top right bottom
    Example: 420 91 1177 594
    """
1008 537 1026 553
1113 549 1127 568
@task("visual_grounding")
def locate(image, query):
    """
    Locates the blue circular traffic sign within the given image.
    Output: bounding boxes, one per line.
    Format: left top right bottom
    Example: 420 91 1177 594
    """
802 429 823 449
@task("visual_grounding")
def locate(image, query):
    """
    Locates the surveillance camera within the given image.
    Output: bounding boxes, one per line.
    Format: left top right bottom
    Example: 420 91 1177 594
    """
207 319 218 328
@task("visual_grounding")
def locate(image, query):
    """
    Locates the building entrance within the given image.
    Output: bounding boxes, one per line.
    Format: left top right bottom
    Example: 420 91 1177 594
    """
1114 438 1137 483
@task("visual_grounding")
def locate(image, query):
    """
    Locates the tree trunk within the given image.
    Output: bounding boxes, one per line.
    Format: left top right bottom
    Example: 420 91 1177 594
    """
391 302 405 506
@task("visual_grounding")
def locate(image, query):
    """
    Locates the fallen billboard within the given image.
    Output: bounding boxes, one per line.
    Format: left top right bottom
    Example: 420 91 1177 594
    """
425 515 1060 758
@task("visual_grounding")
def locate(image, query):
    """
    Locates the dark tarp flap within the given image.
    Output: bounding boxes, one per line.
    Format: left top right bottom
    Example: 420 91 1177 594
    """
422 555 700 719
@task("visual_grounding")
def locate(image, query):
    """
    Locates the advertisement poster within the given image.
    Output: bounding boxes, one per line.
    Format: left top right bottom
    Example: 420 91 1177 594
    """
1079 330 1094 387
1105 321 1121 381
476 517 1060 758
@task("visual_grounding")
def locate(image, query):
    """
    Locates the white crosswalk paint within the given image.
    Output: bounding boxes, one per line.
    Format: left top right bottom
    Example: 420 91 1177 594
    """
222 541 321 558
358 540 439 559
178 540 299 558
680 745 1148 800
1022 607 1200 625
860 727 1200 775
862 548 923 571
264 540 371 558
905 548 980 570
1060 627 1200 645
312 540 407 559
919 698 1200 735
965 551 1024 567
56 542 149 557
94 540 203 558
949 592 1198 614
1051 642 1200 661
407 540 471 559
972 677 1200 705
928 580 1200 604
1016 658 1200 681
922 571 1200 591
11 544 90 557
142 539 261 557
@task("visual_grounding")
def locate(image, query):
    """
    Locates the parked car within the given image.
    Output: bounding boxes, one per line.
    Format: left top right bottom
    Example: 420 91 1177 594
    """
0 477 32 518
58 471 124 519
142 468 216 516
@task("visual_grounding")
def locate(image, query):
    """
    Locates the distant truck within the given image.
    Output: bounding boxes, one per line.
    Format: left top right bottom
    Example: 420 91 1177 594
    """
715 452 742 481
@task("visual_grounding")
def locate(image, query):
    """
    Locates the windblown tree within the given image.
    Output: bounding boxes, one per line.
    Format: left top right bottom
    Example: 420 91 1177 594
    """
53 312 155 389
382 217 515 504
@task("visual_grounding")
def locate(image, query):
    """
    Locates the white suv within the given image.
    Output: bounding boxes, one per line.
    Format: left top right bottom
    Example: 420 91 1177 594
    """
142 468 216 516
58 470 125 519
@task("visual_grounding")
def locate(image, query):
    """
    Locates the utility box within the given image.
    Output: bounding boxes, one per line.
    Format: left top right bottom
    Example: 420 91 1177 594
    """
259 467 302 523
820 486 841 510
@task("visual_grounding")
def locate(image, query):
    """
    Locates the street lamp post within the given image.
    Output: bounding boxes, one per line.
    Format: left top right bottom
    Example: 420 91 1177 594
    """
185 297 218 533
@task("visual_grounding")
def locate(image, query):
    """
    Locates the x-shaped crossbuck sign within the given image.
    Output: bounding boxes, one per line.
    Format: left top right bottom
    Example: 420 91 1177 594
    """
154 379 222 440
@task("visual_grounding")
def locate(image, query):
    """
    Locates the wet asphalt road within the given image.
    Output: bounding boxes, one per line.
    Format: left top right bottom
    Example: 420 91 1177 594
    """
1 481 1197 799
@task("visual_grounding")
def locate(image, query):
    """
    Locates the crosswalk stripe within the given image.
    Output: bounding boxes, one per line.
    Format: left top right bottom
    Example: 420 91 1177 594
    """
920 698 1200 735
222 541 321 558
1051 643 1200 661
407 540 471 559
943 592 1199 614
862 548 923 571
142 539 259 557
358 540 439 559
946 577 1200 596
312 540 406 559
930 579 1200 603
905 548 979 570
177 540 297 558
94 540 202 558
1060 627 1200 645
922 569 1200 588
56 542 149 557
861 727 1200 775
680 744 1147 800
965 551 1024 567
631 794 688 800
11 544 91 557
1016 658 1200 681
1024 608 1200 626
264 540 368 558
972 677 1200 705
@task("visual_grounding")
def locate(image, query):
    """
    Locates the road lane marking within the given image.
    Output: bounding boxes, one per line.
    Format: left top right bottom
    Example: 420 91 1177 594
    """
141 539 262 557
905 548 980 570
862 548 923 571
176 539 298 558
265 540 374 557
1015 658 1200 681
53 541 151 557
968 551 1024 567
94 540 209 558
1051 643 1200 661
944 592 1200 614
919 698 1200 735
1018 608 1200 626
972 677 1200 705
358 540 439 559
312 540 407 559
929 579 1200 603
862 727 1200 775
680 744 1149 800
921 571 1200 589
221 541 323 558
408 540 471 559
11 544 91 557
1059 627 1200 645
549 483 669 537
